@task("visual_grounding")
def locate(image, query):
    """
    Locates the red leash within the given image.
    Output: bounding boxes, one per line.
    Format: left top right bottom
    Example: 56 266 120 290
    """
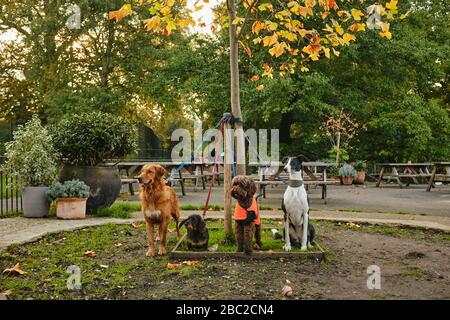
202 121 225 217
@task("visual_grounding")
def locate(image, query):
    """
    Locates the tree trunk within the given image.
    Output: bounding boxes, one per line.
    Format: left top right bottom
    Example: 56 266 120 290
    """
228 0 245 176
279 111 294 144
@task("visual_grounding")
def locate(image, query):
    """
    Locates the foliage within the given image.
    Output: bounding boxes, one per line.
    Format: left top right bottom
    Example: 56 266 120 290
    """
50 112 137 166
354 160 367 172
339 163 356 177
2 115 58 187
46 180 90 201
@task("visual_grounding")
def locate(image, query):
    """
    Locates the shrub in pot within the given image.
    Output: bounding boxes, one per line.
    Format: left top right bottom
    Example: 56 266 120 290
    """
354 161 367 185
339 164 356 185
47 180 90 219
2 115 59 218
50 112 137 214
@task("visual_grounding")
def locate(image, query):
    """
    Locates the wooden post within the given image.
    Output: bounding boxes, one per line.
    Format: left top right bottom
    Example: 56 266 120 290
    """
336 131 341 167
223 114 233 239
228 0 246 175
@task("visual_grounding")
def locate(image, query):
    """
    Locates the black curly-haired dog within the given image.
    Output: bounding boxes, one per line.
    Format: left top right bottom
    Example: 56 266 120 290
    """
179 214 209 251
231 175 262 255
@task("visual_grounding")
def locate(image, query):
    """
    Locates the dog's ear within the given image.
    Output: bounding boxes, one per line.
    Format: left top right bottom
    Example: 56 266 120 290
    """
155 165 167 178
295 154 309 163
281 156 289 165
248 178 257 197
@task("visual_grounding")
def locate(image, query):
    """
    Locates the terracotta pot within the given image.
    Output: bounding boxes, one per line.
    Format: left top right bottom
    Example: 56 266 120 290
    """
342 176 353 185
57 198 87 220
355 171 366 184
59 165 121 214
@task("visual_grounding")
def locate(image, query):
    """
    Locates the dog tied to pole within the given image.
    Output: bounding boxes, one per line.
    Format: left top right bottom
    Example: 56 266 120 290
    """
367 265 381 290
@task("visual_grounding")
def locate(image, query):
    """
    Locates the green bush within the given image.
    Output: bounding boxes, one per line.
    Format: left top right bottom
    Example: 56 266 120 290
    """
50 112 137 166
46 180 90 201
2 115 59 188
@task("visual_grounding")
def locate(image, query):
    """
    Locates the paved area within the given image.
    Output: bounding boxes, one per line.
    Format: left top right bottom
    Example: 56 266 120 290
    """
1 209 450 251
120 182 449 216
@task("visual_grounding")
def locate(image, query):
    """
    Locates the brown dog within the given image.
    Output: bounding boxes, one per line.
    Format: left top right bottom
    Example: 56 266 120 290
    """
138 164 180 257
231 175 262 255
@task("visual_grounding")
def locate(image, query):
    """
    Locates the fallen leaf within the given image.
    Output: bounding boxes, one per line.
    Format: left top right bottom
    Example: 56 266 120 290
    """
131 221 143 228
114 243 123 247
2 263 27 276
346 222 361 229
182 260 200 266
167 263 183 269
85 250 96 257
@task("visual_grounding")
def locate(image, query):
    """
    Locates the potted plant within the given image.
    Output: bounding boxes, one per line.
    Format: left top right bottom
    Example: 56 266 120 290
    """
354 161 367 184
47 180 90 219
50 112 137 214
339 163 356 185
2 115 59 218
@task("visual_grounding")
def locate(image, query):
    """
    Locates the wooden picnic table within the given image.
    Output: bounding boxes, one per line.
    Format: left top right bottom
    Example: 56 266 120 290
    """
104 160 219 196
375 163 433 188
427 162 450 192
248 161 338 203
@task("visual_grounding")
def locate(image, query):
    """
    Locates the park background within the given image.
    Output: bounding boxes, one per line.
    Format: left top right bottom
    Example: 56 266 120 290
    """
0 0 448 165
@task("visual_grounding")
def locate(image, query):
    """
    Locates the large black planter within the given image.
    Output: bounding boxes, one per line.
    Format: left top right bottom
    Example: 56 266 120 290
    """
59 165 121 214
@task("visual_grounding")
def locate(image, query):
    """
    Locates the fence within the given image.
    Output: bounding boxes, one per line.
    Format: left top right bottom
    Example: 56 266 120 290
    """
0 170 23 217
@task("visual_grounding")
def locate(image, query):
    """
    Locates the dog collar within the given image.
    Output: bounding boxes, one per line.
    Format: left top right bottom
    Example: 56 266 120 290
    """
288 180 303 188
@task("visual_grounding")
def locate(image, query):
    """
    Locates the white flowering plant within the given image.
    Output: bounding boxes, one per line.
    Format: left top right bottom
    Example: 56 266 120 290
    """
2 115 59 188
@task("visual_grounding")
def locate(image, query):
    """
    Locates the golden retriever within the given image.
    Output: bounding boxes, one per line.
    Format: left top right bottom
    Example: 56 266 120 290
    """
138 164 180 257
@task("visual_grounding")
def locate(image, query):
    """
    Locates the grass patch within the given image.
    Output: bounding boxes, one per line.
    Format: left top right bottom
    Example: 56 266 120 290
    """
95 201 140 219
402 266 427 278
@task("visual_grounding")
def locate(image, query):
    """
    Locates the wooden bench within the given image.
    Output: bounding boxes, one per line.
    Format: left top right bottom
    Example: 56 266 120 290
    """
121 178 138 195
255 179 338 204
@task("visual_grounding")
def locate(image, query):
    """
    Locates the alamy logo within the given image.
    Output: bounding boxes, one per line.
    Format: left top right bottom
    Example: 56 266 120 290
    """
366 265 381 290
66 4 81 30
66 265 81 290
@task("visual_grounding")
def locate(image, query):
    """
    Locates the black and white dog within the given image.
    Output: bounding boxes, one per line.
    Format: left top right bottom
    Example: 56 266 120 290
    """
281 155 315 251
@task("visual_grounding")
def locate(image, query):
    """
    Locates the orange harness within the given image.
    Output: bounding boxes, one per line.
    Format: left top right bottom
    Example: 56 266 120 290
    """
234 198 261 225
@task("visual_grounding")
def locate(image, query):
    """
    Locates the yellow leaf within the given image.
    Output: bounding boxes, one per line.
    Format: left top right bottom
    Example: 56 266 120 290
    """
378 22 392 39
342 33 356 44
167 0 175 7
145 16 161 31
108 4 132 22
252 21 265 35
323 47 330 59
348 23 365 32
332 48 340 56
195 5 203 12
232 17 245 25
262 33 278 47
253 37 262 44
350 9 364 21
300 66 309 72
258 3 273 11
332 20 344 35
256 84 265 91
385 0 398 14
269 42 286 57
160 6 171 16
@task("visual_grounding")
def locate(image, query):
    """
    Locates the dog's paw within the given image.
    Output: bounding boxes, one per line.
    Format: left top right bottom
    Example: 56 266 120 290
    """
158 247 167 255
283 244 292 252
146 249 155 257
300 246 307 252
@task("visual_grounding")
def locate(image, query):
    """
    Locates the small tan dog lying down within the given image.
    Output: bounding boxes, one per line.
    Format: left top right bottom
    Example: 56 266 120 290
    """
138 164 180 257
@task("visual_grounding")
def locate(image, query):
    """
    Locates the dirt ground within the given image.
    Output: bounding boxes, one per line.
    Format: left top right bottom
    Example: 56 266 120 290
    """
1 221 449 300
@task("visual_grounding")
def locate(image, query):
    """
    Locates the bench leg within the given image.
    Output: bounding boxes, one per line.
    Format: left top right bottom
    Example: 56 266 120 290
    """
427 166 437 192
322 185 327 204
179 171 186 196
376 167 384 187
128 183 134 196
